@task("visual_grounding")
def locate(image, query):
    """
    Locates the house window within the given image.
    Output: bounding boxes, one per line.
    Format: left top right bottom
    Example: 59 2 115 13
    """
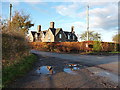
59 34 62 38
73 35 75 40
68 34 70 39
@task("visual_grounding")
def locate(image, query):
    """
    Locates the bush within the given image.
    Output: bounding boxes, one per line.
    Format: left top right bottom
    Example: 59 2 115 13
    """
93 41 102 52
2 31 30 59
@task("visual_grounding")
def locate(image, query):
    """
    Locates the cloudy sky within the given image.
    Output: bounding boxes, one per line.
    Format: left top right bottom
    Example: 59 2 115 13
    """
1 0 119 42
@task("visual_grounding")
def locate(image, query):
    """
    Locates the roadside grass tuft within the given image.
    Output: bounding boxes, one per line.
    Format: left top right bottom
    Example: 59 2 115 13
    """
109 51 120 53
2 54 37 88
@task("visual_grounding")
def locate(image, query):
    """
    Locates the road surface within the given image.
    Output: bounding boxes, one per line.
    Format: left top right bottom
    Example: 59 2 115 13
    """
9 50 119 88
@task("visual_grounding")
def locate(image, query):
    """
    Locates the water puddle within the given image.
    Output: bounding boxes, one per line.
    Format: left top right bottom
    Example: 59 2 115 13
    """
36 63 85 75
36 66 55 75
64 64 82 75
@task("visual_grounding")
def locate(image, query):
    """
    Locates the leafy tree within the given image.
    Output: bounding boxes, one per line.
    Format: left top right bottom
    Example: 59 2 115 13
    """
2 11 34 60
7 11 34 34
80 31 101 41
112 33 120 43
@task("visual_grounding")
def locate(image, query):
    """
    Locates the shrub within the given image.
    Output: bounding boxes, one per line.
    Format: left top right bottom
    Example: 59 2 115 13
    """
93 41 102 52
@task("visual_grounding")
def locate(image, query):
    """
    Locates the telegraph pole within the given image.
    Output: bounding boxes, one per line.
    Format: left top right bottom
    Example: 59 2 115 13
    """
87 5 89 41
10 4 12 21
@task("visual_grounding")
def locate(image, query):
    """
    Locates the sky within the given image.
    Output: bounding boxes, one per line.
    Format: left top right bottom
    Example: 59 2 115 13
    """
1 0 119 42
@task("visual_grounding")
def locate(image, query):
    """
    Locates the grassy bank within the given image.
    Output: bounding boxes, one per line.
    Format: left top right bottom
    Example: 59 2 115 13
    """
2 54 37 88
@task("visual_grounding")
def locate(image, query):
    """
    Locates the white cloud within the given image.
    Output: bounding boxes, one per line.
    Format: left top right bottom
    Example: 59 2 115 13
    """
56 2 118 41
3 0 43 5
2 0 118 42
89 4 118 30
3 0 43 2
54 3 79 18
63 21 118 42
55 2 118 30
3 0 120 2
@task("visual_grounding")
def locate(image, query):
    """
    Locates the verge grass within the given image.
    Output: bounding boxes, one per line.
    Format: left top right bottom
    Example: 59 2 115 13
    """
2 54 37 88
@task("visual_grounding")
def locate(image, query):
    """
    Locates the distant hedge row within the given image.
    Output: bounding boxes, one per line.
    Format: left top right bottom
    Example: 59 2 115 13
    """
30 41 120 53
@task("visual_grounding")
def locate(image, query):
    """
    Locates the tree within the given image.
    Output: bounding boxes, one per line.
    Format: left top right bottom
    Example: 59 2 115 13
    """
7 11 34 34
0 16 8 31
80 31 101 41
112 33 120 43
2 11 34 60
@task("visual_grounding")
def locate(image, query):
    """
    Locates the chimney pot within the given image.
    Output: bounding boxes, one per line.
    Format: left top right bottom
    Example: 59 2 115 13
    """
37 25 41 32
71 26 75 33
50 22 54 28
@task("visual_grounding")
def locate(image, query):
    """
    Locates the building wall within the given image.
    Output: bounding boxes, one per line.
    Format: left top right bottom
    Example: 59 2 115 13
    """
40 32 45 42
66 34 78 42
29 32 34 42
44 29 54 42
55 30 66 42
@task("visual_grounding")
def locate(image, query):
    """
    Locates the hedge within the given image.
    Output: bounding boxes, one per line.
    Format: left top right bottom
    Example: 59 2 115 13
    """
29 41 120 53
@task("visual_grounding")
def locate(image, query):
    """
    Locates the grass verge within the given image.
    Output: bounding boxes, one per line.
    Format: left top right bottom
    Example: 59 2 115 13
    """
2 54 37 88
109 51 120 53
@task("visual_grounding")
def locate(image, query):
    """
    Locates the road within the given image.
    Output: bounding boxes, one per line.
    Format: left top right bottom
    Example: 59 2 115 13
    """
9 50 119 88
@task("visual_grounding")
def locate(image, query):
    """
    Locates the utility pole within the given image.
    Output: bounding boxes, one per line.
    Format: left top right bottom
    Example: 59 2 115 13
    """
10 4 12 21
85 5 90 52
87 5 89 41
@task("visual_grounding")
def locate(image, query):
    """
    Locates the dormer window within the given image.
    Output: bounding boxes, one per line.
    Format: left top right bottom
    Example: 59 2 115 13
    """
59 34 62 38
68 34 70 39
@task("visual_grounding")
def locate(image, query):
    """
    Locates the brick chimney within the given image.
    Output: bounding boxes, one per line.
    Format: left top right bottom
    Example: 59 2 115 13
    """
71 26 75 33
50 22 54 28
37 25 41 32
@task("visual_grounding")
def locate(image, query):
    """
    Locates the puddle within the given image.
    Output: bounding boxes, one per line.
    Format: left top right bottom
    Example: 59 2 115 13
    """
64 68 78 75
36 63 85 75
36 66 55 75
64 64 82 75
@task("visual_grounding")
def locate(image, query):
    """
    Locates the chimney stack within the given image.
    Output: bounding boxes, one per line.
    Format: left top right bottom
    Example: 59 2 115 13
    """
50 22 54 28
71 26 75 33
37 25 41 32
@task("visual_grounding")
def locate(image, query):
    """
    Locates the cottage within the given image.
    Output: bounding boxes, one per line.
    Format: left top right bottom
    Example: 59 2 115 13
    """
28 22 78 42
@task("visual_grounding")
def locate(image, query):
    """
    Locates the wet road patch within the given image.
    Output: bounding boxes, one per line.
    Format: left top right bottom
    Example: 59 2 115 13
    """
64 64 82 75
36 66 55 75
87 67 119 84
35 63 85 75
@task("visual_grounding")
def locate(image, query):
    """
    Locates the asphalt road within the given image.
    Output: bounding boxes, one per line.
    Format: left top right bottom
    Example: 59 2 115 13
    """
9 50 119 88
31 50 119 74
